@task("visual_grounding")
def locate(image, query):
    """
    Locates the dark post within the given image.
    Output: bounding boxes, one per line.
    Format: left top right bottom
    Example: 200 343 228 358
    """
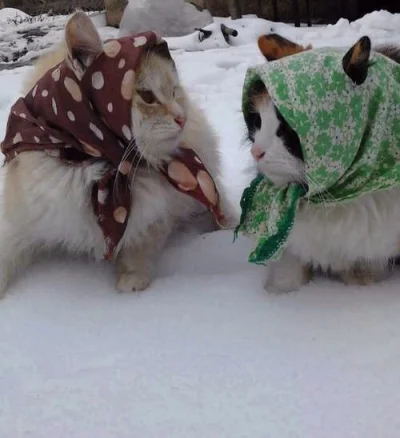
292 0 301 27
271 0 279 21
227 0 242 19
305 0 312 26
256 0 262 17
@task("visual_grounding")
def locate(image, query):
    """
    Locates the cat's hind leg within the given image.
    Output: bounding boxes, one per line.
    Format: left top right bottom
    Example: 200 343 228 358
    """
338 260 389 286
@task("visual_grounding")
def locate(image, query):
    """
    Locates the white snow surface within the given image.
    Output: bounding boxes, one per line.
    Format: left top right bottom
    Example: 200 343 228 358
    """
119 0 213 38
1 10 400 438
0 7 30 25
0 12 111 65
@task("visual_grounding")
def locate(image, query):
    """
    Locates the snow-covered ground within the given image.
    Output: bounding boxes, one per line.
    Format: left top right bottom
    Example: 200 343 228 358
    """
1 10 400 438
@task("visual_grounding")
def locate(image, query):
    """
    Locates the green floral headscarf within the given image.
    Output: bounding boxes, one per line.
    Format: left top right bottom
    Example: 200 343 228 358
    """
235 49 400 264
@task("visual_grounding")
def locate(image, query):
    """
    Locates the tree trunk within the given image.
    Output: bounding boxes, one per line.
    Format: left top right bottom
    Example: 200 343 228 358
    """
227 0 242 19
271 0 279 21
0 0 4 9
292 0 300 27
256 0 262 17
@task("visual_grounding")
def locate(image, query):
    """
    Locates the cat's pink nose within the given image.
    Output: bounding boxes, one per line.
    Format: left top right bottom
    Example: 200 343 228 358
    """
251 145 265 161
174 116 186 128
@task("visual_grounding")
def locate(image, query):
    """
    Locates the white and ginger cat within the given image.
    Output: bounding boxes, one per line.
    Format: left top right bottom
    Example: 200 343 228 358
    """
246 34 400 292
0 12 229 297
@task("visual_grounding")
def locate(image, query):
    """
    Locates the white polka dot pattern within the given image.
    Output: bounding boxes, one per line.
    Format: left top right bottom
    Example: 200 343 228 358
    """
52 98 57 115
134 36 147 47
80 141 102 157
197 170 217 205
118 161 132 175
121 70 134 101
98 188 109 204
114 206 127 223
104 40 121 58
52 68 61 82
64 77 82 102
122 125 132 141
49 136 61 144
89 123 104 140
13 133 22 144
167 161 198 191
92 71 105 90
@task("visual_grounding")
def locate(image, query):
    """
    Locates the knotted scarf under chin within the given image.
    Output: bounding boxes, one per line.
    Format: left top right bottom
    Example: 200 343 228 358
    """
1 32 224 259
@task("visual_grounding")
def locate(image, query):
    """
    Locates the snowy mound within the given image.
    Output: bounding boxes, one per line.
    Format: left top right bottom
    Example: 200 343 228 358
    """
165 17 276 51
0 8 30 26
0 11 117 67
353 9 400 31
164 11 400 52
119 0 213 38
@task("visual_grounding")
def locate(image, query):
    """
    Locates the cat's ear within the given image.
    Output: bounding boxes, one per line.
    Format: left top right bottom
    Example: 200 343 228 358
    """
257 33 311 61
65 11 103 78
342 36 371 85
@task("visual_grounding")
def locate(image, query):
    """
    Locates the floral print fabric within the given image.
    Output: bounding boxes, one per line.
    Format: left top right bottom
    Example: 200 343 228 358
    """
237 50 400 263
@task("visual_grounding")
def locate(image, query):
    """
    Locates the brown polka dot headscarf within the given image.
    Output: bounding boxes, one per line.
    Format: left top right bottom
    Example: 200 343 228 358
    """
1 32 224 259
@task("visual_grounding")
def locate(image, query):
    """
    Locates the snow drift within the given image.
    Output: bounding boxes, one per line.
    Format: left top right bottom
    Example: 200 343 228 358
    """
119 0 213 38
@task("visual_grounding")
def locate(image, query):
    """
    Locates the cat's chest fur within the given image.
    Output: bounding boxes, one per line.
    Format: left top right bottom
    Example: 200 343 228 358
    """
287 188 400 271
3 151 201 260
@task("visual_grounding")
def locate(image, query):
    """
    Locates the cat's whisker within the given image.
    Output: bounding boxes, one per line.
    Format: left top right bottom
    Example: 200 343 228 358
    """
112 139 139 202
130 142 153 190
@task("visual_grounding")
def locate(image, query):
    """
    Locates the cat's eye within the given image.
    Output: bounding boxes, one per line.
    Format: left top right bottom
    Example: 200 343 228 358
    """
137 89 157 105
254 113 262 130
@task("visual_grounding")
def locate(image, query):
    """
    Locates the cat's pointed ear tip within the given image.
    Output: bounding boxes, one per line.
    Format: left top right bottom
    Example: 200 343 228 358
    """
342 35 372 85
64 10 103 77
257 33 312 62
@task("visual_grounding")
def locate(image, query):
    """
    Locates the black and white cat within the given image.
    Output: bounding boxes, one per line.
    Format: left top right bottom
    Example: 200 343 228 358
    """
245 34 400 292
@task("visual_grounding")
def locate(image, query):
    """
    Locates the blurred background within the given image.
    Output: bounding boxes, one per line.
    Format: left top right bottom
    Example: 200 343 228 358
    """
2 0 399 26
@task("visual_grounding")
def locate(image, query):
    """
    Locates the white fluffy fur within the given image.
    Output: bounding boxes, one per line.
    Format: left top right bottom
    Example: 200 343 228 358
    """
253 92 400 293
0 12 227 297
252 98 304 187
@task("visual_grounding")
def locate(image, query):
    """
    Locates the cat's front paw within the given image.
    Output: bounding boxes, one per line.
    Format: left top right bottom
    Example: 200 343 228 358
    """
265 260 311 294
116 271 152 293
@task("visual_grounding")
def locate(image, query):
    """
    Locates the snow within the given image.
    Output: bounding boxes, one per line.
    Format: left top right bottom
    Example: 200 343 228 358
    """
165 12 400 52
1 9 400 438
0 7 30 25
119 0 213 38
0 12 114 65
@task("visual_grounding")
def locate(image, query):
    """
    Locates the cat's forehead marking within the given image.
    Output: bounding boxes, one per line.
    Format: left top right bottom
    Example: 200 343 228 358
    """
136 53 178 92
